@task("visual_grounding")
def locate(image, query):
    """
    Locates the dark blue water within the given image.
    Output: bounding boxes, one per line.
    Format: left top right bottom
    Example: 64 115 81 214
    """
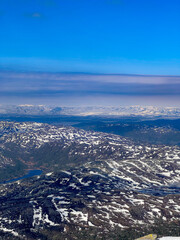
0 170 42 184
138 187 180 196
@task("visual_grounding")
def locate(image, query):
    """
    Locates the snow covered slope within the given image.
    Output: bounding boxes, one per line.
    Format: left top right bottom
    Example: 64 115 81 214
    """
0 121 180 239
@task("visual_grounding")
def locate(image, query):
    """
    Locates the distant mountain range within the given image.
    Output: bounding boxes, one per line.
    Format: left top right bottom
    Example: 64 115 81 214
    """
0 105 180 118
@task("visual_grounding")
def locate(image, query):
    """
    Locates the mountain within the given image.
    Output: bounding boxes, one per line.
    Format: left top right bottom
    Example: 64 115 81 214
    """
1 105 180 118
0 121 180 181
0 121 180 239
74 119 180 146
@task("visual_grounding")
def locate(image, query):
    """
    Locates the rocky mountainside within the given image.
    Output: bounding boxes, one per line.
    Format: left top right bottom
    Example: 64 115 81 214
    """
0 121 180 239
0 121 180 170
1 168 180 239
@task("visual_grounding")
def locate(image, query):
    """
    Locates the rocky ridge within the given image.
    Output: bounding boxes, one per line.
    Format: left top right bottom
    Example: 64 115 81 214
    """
0 121 180 239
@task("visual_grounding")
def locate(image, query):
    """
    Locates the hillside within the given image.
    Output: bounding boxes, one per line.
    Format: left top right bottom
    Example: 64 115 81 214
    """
0 121 180 239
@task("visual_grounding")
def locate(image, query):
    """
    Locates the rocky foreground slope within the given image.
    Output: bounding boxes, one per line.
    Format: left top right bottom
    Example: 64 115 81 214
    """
0 121 180 239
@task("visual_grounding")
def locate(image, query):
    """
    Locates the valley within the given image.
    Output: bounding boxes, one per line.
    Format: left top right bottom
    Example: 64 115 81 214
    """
0 121 180 239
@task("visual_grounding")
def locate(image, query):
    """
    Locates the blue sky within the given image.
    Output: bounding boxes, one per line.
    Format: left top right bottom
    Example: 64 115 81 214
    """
0 0 180 106
0 0 180 74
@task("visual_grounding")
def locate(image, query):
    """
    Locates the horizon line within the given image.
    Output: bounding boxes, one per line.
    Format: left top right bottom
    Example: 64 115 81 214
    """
0 69 180 78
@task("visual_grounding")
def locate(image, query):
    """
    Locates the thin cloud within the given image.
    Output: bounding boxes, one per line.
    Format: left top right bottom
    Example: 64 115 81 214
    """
24 12 44 19
0 71 180 97
105 0 124 5
40 0 57 7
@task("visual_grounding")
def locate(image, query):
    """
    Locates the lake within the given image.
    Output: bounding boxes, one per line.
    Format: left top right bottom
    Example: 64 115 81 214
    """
0 169 43 184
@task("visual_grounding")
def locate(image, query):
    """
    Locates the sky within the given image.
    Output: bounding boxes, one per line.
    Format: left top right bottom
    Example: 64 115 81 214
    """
0 0 180 106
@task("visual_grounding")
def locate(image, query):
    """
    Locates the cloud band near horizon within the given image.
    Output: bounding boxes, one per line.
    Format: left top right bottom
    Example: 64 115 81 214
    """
0 71 180 98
